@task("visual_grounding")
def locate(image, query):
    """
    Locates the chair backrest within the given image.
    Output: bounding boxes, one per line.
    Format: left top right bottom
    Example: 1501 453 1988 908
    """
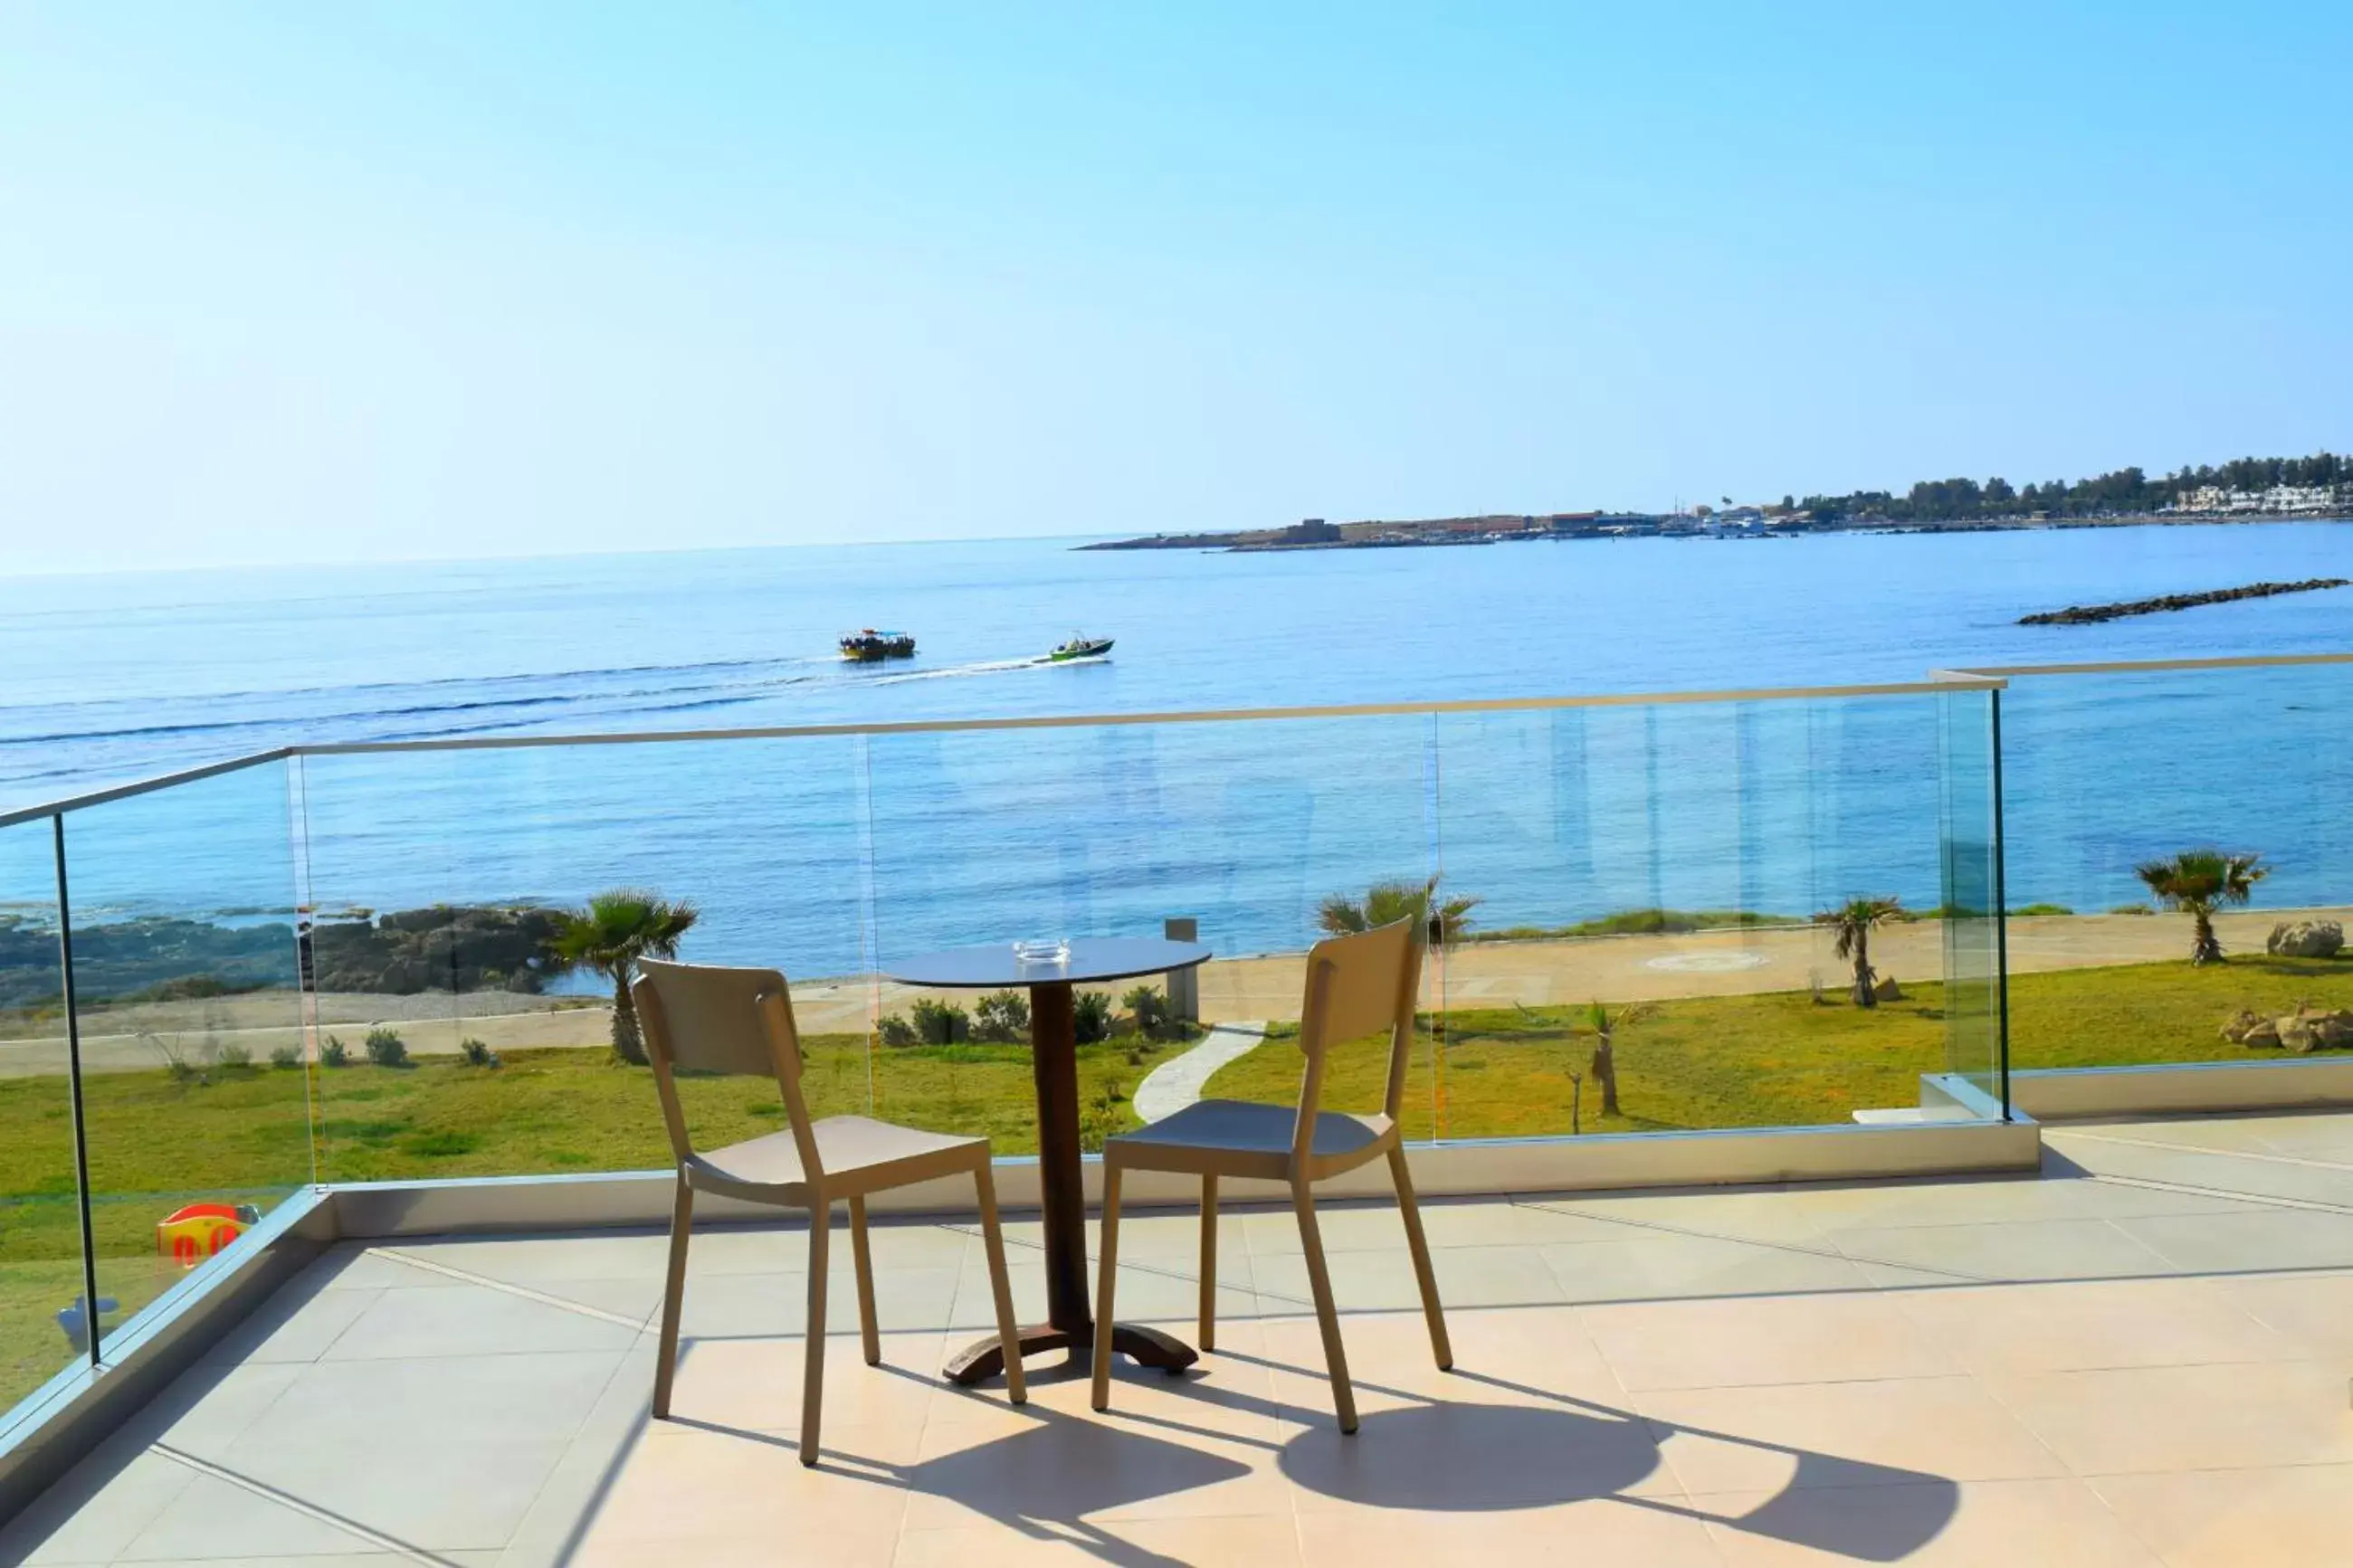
634 958 820 1179
1292 917 1424 1157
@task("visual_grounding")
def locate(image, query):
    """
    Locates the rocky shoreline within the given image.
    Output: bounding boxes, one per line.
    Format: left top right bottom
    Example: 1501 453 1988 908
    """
2018 577 2351 626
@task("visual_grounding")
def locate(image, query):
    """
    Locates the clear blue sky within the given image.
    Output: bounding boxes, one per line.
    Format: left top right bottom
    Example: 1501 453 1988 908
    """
4 2 2348 573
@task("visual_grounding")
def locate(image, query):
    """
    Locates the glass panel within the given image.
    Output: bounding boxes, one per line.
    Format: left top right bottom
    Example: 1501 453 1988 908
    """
2001 662 2353 1073
1429 693 1994 1136
1939 689 2004 1108
297 736 872 1181
58 762 309 1356
862 714 1441 1147
0 817 81 1415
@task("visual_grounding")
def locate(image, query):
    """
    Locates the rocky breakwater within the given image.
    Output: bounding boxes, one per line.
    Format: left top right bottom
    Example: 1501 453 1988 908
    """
2020 577 2350 625
310 906 567 994
0 905 571 1009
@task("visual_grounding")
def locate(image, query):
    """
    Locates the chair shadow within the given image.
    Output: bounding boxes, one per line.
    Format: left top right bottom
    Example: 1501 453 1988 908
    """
896 1404 1249 1568
847 1345 1958 1564
1240 1355 1958 1563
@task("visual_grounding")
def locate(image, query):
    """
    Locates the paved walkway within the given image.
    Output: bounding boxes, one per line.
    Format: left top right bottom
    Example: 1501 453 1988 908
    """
1130 1020 1268 1123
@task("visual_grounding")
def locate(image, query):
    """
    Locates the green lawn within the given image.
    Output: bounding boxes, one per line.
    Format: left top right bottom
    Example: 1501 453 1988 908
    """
8 953 2351 1414
1201 955 2353 1140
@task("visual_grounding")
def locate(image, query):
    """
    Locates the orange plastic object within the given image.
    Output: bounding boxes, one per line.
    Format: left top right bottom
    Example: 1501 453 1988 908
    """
155 1202 247 1268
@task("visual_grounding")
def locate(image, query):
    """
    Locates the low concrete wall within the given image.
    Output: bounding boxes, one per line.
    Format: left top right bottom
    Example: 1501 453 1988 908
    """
2011 1056 2353 1120
331 1117 2044 1237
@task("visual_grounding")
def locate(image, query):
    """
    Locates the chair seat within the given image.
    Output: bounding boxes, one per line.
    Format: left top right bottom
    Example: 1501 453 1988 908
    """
688 1115 986 1200
1108 1098 1395 1179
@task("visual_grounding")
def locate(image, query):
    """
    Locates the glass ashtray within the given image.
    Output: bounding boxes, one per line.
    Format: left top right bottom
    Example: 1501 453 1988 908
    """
1012 939 1070 965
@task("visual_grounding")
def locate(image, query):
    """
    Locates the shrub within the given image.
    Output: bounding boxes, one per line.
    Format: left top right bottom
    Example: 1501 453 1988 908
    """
910 998 970 1045
974 990 1031 1042
878 1014 919 1048
319 1034 351 1068
1121 984 1171 1040
363 1026 409 1068
458 1037 500 1069
1079 1080 1126 1152
213 1042 253 1069
1073 990 1114 1044
269 1043 303 1069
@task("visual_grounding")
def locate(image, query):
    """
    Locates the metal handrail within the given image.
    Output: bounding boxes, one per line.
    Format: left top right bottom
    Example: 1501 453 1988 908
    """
1943 651 2353 678
1 676 2008 828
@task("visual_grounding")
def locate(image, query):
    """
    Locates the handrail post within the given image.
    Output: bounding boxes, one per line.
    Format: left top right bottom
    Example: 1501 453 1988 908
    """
52 814 103 1367
1989 689 2013 1121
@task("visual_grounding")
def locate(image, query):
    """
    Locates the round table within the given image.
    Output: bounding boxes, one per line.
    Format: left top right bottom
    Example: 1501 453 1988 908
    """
884 936 1213 1383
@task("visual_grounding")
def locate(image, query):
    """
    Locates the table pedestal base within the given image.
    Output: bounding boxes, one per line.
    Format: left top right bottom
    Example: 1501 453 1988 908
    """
944 1322 1197 1385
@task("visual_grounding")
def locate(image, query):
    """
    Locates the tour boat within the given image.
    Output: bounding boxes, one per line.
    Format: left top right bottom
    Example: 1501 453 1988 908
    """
839 629 917 661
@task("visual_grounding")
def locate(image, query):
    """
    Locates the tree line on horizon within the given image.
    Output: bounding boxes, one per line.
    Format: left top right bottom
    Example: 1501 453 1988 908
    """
1795 451 2348 524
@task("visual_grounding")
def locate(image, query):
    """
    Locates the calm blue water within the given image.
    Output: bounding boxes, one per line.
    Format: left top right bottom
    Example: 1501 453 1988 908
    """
7 524 2353 974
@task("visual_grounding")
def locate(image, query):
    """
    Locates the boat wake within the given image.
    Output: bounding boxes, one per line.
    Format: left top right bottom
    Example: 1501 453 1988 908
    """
867 653 1108 685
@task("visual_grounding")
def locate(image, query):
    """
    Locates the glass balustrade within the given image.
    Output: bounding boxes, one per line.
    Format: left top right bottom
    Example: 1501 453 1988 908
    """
52 760 309 1361
0 660 2058 1418
1996 658 2353 1078
0 817 78 1419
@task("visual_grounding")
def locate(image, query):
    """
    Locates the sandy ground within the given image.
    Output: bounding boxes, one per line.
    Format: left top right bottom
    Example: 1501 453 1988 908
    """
4 906 2342 1079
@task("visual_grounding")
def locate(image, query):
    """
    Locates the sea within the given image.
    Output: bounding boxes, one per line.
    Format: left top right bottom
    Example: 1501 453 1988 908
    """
6 522 2353 978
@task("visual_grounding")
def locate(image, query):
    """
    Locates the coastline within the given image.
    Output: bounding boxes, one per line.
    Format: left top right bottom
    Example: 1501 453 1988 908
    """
1081 510 2353 553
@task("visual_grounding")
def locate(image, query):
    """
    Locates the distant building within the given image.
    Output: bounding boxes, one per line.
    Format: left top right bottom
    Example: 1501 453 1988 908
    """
1278 518 1341 545
2173 484 2346 516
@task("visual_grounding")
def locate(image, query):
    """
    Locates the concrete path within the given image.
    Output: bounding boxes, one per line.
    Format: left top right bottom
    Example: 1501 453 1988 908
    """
1131 1019 1268 1123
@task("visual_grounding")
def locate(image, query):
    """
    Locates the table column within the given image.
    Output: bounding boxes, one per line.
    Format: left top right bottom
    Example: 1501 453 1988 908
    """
1025 980 1091 1336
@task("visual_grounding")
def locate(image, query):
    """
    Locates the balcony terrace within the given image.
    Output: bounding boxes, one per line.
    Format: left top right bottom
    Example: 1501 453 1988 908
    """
4 655 2352 1564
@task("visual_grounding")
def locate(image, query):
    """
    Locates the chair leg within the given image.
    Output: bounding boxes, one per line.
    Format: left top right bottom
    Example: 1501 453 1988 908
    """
651 1173 693 1419
1090 1163 1124 1411
1388 1145 1453 1371
1292 1180 1358 1434
972 1160 1026 1404
800 1200 831 1468
848 1194 881 1366
1198 1174 1219 1353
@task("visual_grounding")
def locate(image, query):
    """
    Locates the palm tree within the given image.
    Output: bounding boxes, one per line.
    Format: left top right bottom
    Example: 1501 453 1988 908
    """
1315 878 1480 946
1815 896 1904 1008
1584 999 1654 1117
2135 849 2266 965
550 889 700 1064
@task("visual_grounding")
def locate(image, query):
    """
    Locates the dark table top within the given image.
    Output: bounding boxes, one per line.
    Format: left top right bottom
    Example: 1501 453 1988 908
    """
884 936 1213 989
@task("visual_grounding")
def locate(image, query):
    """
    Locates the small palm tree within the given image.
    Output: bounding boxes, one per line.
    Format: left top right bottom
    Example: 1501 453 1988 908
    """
1316 878 1480 946
1815 896 1904 1008
1585 999 1654 1117
2135 849 2266 965
551 889 700 1064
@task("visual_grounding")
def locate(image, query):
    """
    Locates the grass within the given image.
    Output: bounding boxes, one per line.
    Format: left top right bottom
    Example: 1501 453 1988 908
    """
1205 954 2353 1140
0 1028 1184 1411
1467 908 1802 943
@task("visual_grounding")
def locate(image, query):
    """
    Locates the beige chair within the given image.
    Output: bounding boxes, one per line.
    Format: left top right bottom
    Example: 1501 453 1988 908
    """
1091 917 1451 1431
634 958 1026 1466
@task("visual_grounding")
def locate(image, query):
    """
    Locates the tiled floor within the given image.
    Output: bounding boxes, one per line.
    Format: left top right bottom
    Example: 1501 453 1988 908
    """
6 1110 2353 1566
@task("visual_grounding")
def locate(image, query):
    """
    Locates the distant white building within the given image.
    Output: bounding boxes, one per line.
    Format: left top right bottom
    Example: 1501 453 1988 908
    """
2173 483 2346 515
